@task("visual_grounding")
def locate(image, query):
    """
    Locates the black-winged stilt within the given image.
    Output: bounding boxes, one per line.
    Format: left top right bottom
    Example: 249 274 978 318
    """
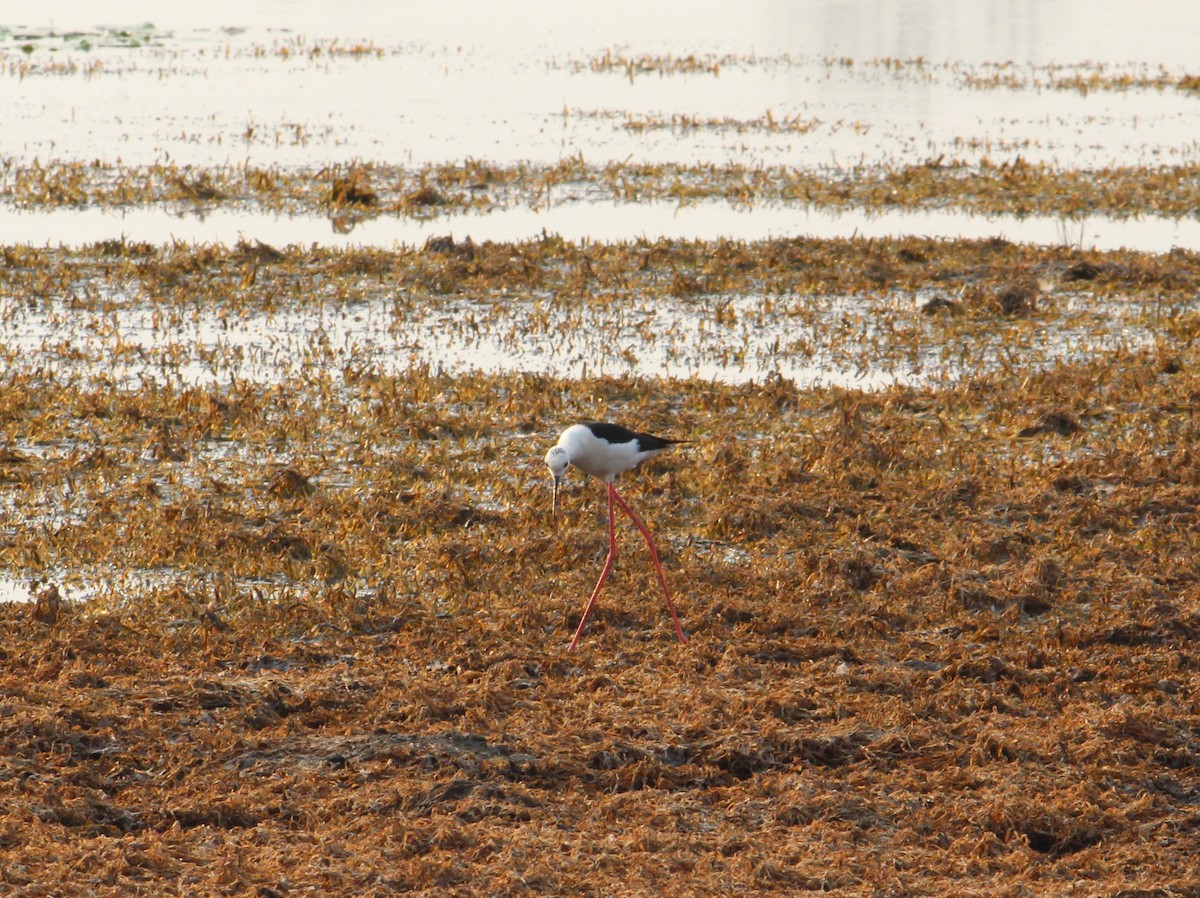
544 422 689 650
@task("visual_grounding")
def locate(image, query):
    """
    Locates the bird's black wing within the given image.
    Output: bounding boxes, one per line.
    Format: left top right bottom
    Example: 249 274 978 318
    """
584 421 686 452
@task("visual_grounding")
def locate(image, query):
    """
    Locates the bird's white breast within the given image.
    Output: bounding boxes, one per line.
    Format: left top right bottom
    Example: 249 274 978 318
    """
558 424 657 482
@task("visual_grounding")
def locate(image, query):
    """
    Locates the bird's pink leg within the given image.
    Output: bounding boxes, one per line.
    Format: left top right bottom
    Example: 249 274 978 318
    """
567 484 618 651
610 485 688 644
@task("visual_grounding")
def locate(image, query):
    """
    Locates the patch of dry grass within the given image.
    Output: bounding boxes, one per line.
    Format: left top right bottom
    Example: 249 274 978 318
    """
5 156 1200 220
1 342 1199 895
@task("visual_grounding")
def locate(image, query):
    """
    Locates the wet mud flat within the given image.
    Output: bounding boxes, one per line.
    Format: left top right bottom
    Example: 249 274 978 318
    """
2 245 1200 893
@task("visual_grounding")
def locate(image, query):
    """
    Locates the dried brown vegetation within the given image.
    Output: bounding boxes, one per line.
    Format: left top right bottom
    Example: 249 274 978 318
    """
2 322 1200 894
5 21 1200 893
5 156 1200 220
3 235 1196 399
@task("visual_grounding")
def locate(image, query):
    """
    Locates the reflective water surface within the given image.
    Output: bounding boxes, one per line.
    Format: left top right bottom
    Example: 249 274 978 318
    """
3 0 1199 247
1 1 1197 604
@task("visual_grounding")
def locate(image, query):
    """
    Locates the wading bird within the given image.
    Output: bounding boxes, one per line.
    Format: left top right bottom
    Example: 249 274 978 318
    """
544 422 688 650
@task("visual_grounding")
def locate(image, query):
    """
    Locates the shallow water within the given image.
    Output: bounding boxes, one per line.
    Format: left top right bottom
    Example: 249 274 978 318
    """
3 0 1199 248
3 2 1196 642
0 272 1166 388
1 2 1195 386
0 572 33 604
3 200 1198 254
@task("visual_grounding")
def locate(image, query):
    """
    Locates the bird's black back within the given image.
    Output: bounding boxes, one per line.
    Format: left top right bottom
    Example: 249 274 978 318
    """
584 421 685 453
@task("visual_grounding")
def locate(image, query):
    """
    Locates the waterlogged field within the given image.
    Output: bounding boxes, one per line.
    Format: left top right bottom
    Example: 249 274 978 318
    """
2 2 1200 896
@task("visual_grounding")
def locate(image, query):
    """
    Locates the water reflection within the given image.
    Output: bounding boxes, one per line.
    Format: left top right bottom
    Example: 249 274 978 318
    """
2 200 1196 254
2 1 1198 172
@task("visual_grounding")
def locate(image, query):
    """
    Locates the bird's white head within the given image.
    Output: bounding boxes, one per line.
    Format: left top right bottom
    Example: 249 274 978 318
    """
544 445 570 479
544 445 570 516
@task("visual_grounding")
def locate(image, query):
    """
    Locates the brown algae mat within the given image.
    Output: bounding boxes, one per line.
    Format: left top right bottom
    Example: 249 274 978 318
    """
2 240 1200 895
7 156 1200 220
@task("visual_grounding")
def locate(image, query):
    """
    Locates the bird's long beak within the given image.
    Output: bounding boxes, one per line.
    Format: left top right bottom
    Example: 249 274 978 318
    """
551 476 560 518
